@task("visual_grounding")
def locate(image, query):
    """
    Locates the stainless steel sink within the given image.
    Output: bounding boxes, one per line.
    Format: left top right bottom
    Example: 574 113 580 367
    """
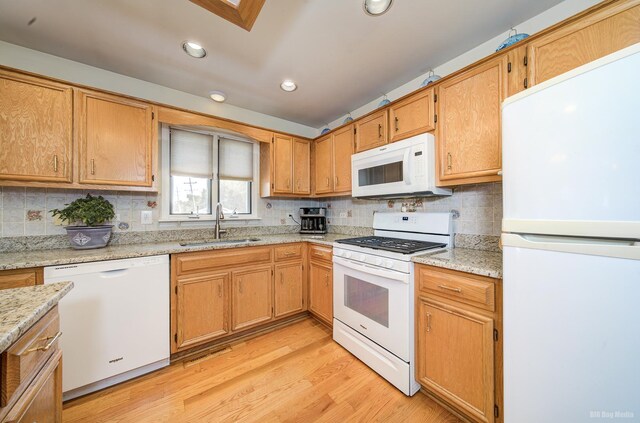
179 238 260 247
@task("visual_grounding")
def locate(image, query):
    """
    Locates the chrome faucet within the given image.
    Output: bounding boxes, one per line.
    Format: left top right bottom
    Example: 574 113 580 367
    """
214 202 227 239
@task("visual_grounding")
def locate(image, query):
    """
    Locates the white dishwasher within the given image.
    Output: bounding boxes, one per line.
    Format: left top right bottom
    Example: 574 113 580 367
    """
45 255 170 400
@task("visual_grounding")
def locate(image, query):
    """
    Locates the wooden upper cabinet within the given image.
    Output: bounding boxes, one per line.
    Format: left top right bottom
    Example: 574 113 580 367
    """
314 134 333 194
231 265 273 331
505 45 529 97
355 110 388 153
437 55 506 186
175 272 230 351
528 1 640 86
293 138 310 194
417 297 494 423
388 88 435 143
76 89 155 186
272 134 293 193
332 125 354 193
0 71 72 183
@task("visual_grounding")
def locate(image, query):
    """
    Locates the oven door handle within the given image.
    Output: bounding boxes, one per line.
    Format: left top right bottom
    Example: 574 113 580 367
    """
333 256 410 283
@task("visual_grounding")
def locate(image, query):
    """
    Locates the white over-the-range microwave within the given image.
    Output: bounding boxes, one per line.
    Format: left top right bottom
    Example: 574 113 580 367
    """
351 133 452 198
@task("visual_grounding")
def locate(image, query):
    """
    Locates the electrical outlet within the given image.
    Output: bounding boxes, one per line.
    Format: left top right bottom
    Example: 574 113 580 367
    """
339 211 347 218
141 210 153 225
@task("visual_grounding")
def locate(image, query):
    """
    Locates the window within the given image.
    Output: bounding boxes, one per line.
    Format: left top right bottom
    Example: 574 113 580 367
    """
161 126 259 221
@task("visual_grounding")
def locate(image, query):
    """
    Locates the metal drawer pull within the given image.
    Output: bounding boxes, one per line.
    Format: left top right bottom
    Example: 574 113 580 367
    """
91 159 96 175
395 116 399 131
53 155 58 172
378 124 382 138
26 332 62 354
438 284 462 293
426 313 431 333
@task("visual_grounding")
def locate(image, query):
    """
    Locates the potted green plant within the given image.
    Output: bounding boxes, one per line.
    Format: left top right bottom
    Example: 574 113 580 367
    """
50 194 116 249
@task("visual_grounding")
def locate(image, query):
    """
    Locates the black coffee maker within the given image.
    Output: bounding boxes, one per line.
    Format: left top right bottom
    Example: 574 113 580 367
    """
299 207 327 234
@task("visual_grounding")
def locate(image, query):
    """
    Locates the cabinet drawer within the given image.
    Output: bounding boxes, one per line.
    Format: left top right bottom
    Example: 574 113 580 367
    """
417 265 495 311
274 244 303 262
1 307 60 407
175 247 273 275
308 245 332 263
0 268 43 291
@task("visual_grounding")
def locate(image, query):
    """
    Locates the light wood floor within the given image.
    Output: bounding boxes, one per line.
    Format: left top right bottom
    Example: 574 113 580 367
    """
63 318 461 423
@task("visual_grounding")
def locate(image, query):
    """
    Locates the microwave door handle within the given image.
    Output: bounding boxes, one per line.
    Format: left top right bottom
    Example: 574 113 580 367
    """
403 148 411 185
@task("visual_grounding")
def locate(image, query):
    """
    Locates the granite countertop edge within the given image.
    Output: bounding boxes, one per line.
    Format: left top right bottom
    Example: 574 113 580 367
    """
0 235 345 271
0 234 503 279
412 248 503 279
0 281 74 353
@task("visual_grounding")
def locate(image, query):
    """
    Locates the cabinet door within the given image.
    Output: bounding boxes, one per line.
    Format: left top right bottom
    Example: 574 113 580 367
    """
314 135 333 194
309 261 332 325
231 266 273 331
272 134 293 193
437 55 506 185
292 138 310 194
332 125 354 193
274 262 305 318
505 45 528 97
0 71 72 183
176 272 229 351
528 2 640 86
355 110 388 153
76 89 154 186
388 88 435 143
417 297 494 423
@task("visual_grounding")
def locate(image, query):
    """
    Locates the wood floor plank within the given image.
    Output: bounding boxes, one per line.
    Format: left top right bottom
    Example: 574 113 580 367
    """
63 318 461 423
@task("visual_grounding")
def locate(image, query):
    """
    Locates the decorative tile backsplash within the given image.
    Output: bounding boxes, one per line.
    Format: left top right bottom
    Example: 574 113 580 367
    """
319 182 503 236
0 183 502 237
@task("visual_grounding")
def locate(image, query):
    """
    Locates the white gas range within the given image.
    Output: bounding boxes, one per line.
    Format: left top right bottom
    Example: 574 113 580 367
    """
332 212 452 396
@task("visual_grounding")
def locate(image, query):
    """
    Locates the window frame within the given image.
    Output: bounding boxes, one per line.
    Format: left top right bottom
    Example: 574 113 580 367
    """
160 124 261 222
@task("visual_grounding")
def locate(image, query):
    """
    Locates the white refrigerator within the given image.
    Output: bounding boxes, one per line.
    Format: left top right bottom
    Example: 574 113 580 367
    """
501 43 640 422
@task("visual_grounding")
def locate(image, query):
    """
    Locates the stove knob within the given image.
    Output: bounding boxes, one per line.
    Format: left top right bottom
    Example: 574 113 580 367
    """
375 258 382 266
384 260 394 269
359 254 366 261
345 251 352 259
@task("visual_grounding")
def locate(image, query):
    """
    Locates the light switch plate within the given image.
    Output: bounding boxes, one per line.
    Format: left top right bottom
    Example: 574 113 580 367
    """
141 210 153 225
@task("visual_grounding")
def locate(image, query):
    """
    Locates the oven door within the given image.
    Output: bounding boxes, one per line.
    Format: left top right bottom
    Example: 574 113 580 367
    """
333 256 411 361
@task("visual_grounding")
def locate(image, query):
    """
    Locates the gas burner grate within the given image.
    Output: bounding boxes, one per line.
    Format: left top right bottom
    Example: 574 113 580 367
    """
336 236 446 254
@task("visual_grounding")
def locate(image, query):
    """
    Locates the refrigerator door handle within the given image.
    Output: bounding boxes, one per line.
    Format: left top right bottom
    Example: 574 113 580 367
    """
502 233 640 260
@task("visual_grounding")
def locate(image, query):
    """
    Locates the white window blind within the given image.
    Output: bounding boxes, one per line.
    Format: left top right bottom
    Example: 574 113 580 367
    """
170 129 214 179
219 137 254 181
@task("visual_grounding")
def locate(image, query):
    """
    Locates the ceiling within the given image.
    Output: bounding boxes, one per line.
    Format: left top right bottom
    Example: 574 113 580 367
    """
0 0 563 128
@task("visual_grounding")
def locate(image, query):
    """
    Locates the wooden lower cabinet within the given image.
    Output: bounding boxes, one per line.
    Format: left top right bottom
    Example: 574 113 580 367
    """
308 260 333 326
274 262 305 318
415 264 502 423
175 272 229 351
417 298 494 423
1 308 62 423
231 266 273 331
171 244 307 354
0 268 43 291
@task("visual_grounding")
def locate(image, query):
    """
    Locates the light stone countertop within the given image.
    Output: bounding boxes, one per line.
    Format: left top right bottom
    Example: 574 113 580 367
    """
0 281 74 353
0 234 352 271
412 248 503 279
0 233 502 279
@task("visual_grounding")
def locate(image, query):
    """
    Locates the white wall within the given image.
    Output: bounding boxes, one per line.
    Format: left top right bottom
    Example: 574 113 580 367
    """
323 0 602 132
0 41 318 139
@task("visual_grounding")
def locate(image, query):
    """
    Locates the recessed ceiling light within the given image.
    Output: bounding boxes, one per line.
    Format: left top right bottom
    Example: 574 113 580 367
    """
182 41 206 58
280 79 297 92
363 0 393 16
209 91 226 102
